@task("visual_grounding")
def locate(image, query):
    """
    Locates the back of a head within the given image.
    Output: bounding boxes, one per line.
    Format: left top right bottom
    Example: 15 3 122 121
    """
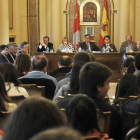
33 55 47 71
118 74 139 98
30 127 84 140
58 56 72 67
124 57 135 68
66 94 99 135
3 97 66 140
135 53 140 70
73 52 90 64
0 63 19 86
79 62 113 99
89 53 96 62
16 53 31 74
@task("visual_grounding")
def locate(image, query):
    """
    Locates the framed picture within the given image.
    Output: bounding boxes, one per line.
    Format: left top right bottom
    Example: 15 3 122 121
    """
86 26 94 36
80 0 100 25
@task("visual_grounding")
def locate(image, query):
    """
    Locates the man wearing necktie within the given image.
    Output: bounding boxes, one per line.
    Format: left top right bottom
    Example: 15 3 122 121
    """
101 35 117 52
80 34 100 52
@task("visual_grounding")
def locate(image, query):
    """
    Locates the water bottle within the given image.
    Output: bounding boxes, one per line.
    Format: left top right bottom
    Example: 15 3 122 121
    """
46 46 49 53
102 47 105 53
126 47 128 53
66 47 68 53
79 46 82 52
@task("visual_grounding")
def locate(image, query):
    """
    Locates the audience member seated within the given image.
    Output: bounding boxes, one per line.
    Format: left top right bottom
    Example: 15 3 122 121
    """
54 52 91 95
3 97 66 140
101 35 117 52
121 73 140 138
114 74 139 107
133 53 140 76
123 57 135 74
49 56 72 76
53 61 85 104
15 53 31 77
79 62 122 140
30 127 84 140
120 35 137 53
37 36 53 52
19 55 57 99
89 53 96 62
0 45 11 64
58 36 74 53
80 34 100 51
0 63 29 98
0 73 17 112
17 42 27 54
66 94 108 140
7 43 16 63
13 44 18 55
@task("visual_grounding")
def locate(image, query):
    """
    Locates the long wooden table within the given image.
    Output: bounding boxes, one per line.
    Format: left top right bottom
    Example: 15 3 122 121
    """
35 52 138 82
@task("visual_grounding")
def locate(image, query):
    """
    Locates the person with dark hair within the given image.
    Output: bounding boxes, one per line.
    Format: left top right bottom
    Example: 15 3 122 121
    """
37 36 53 52
49 56 72 76
101 35 117 52
7 43 16 63
30 127 84 140
53 61 85 104
79 62 122 140
0 45 11 64
0 63 29 98
54 52 91 95
17 42 27 54
66 94 108 139
0 73 17 112
15 53 31 77
19 55 57 86
3 97 67 140
120 35 137 52
133 53 140 76
89 53 96 61
80 34 100 51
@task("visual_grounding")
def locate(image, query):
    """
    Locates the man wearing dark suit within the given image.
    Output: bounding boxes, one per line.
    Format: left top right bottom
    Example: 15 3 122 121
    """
101 35 117 52
7 43 16 63
49 56 72 76
37 36 53 52
80 34 100 51
120 35 137 53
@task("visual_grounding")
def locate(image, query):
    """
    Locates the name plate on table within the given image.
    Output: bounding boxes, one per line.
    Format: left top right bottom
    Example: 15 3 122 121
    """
92 51 101 53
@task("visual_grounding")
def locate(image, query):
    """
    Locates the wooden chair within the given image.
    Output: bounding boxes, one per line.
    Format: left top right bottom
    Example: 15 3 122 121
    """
20 84 45 97
9 95 25 105
53 73 66 82
118 96 137 114
128 112 140 129
97 109 111 136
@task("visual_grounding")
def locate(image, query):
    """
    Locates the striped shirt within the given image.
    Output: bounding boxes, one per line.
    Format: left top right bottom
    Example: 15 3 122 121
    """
58 43 74 52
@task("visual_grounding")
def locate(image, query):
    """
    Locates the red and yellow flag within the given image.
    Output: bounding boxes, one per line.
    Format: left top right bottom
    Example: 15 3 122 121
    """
99 0 109 48
73 0 80 50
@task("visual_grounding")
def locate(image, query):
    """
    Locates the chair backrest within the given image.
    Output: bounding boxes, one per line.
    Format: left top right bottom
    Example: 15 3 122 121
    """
84 136 99 140
20 84 45 97
128 112 140 129
9 95 26 105
119 96 137 114
97 109 111 136
19 78 56 100
53 73 66 82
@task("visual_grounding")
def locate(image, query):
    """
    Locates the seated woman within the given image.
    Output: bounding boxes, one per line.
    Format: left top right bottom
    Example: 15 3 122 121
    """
66 94 108 140
0 63 29 98
15 53 31 77
3 97 67 140
0 73 17 112
58 37 74 53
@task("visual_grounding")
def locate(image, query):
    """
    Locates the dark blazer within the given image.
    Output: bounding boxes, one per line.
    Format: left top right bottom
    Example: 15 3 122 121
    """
7 53 16 64
0 54 10 64
101 44 117 52
80 42 100 51
37 42 53 52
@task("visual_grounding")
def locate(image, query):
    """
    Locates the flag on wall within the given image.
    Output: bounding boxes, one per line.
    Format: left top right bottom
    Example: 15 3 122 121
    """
99 0 109 48
73 0 80 50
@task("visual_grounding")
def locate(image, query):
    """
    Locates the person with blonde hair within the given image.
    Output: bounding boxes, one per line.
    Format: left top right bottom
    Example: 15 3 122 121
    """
58 37 74 53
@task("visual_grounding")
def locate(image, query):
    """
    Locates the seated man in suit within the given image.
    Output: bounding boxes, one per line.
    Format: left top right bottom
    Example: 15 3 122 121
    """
80 34 100 51
101 35 117 52
7 43 16 63
120 35 137 52
17 42 27 55
13 44 18 55
37 36 53 52
49 56 72 76
0 45 11 64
